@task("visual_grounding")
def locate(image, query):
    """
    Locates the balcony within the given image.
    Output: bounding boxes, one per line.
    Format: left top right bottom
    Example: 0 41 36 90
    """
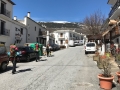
0 28 10 36
58 35 65 40
109 1 120 18
0 7 11 18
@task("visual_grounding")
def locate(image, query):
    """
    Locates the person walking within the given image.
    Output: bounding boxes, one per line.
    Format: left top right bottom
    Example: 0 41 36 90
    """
35 43 39 62
46 45 50 57
9 45 17 74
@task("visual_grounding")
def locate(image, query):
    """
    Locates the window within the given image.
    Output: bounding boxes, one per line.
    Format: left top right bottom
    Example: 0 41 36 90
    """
1 20 5 35
0 46 6 54
86 43 95 47
1 1 6 15
39 28 42 35
15 28 17 31
60 40 63 44
21 28 23 34
116 38 119 43
35 26 36 31
60 33 63 37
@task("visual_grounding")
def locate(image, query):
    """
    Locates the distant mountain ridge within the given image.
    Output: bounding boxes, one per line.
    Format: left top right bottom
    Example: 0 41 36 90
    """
38 21 92 35
38 21 80 28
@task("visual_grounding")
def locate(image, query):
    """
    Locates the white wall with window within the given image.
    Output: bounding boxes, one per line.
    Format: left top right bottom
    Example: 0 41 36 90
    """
53 30 84 46
20 12 46 43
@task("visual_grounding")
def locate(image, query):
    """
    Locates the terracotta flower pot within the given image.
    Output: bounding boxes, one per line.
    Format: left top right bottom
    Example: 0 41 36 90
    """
98 74 114 90
116 72 120 84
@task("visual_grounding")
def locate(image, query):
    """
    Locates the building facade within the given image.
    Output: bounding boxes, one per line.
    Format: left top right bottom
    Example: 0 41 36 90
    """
53 30 84 46
0 0 27 51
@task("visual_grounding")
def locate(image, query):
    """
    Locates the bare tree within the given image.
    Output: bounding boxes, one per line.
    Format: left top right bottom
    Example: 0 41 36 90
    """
83 10 106 35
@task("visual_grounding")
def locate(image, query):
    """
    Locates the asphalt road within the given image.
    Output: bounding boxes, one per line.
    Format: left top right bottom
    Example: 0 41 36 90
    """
0 46 112 90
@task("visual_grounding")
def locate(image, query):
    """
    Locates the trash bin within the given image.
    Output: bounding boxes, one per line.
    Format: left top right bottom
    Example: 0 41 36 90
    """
25 43 43 56
39 44 43 56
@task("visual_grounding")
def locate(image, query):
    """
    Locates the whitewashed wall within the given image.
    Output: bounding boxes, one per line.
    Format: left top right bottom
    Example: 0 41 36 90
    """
24 16 44 43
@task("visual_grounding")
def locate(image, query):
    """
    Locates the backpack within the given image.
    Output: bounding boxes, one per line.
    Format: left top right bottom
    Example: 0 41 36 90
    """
10 45 16 57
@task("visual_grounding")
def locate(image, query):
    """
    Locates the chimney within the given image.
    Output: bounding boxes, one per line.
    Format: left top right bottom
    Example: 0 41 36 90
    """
14 16 17 20
27 12 30 18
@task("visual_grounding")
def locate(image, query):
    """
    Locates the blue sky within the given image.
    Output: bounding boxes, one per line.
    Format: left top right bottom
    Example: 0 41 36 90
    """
12 0 111 22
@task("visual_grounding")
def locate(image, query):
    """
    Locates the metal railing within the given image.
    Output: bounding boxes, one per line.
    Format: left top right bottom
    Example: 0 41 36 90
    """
109 1 120 17
0 28 10 36
0 7 11 18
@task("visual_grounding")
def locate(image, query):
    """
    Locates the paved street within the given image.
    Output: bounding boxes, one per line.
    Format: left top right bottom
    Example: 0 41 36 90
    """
0 46 118 90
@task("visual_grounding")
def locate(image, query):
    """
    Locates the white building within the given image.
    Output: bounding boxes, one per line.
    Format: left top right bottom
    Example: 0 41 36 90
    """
53 30 84 47
0 0 27 50
18 12 55 46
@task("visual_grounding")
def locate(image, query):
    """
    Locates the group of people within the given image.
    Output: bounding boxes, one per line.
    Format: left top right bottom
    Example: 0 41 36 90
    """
9 44 52 74
44 44 51 57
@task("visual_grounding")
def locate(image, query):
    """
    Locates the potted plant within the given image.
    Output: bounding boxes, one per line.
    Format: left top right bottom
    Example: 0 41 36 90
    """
97 54 107 69
98 58 114 89
93 52 100 61
115 54 120 84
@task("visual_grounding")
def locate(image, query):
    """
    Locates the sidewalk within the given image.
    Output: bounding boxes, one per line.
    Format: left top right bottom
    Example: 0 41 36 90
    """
89 54 120 89
109 58 120 90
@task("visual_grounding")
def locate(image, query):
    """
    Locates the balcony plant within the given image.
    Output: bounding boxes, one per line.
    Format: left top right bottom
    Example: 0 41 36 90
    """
98 58 114 90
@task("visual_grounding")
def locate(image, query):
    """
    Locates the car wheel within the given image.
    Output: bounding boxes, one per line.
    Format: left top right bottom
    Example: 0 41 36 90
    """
0 62 7 71
26 56 30 62
85 51 87 54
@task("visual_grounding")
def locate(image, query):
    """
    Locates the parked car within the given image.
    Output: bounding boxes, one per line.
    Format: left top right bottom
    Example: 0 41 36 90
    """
18 46 38 62
54 44 60 50
69 40 75 47
74 40 79 46
50 44 60 51
79 40 84 45
8 46 37 62
85 42 96 54
0 44 9 71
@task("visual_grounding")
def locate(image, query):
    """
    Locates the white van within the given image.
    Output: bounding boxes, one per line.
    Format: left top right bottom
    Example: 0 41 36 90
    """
69 40 75 47
79 40 84 45
85 42 96 54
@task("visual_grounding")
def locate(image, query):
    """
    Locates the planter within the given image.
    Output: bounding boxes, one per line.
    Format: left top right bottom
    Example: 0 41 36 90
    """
98 74 114 89
116 72 120 84
93 55 100 61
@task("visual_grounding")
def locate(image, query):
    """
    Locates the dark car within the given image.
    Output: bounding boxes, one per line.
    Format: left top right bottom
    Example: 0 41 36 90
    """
0 44 9 71
50 44 60 51
11 46 38 62
54 44 60 50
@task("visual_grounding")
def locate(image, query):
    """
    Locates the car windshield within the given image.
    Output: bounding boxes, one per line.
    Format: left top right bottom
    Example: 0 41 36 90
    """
86 43 95 47
0 46 6 54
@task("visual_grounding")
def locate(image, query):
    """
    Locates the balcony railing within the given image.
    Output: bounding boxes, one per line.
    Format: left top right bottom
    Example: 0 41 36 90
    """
0 7 11 18
0 28 10 36
58 35 65 38
109 1 120 17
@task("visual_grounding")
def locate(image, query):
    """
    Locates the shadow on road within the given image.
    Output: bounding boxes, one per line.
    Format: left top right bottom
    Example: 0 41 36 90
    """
0 66 19 74
17 68 32 73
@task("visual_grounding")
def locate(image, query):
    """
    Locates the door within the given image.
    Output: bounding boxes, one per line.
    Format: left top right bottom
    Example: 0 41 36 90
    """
1 21 5 35
1 2 5 14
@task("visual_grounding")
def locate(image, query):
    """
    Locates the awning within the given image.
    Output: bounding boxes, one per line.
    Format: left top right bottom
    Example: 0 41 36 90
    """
102 30 109 37
108 20 117 26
